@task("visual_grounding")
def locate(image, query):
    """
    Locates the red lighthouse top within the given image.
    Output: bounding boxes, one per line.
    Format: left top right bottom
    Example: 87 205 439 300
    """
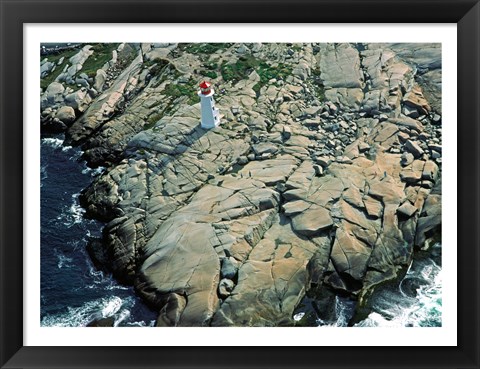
199 81 212 95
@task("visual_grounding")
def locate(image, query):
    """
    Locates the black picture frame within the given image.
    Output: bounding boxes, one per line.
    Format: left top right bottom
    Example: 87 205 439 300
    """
1 0 479 368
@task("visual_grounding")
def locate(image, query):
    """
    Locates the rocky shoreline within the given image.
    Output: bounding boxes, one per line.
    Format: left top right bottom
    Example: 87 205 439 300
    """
40 42 442 326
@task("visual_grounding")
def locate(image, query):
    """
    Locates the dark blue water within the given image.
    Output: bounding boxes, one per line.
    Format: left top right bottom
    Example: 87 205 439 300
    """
293 244 442 327
41 135 441 328
40 135 157 327
353 246 442 327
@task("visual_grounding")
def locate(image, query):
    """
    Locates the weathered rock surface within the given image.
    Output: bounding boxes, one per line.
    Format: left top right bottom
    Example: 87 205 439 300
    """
40 43 136 133
55 106 76 124
49 42 443 326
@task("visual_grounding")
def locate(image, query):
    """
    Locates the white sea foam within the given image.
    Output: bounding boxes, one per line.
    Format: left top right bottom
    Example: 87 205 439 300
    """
82 263 129 291
41 296 136 327
56 193 85 227
82 166 105 177
125 320 156 327
293 312 305 321
41 137 64 149
40 165 48 187
317 296 356 327
54 248 73 269
68 150 83 161
113 310 131 327
102 296 122 317
355 257 442 328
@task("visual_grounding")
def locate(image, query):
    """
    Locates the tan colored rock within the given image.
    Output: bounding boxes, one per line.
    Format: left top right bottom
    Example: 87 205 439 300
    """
368 176 405 204
363 196 383 218
239 155 298 186
388 117 423 133
211 215 317 326
397 201 418 217
404 139 424 158
55 106 76 124
422 160 439 181
342 186 365 209
282 200 311 216
331 224 372 281
291 206 333 236
403 84 431 115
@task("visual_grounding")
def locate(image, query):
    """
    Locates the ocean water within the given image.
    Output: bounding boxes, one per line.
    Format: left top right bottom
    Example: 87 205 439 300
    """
41 135 441 328
293 243 442 327
354 245 442 327
40 135 157 327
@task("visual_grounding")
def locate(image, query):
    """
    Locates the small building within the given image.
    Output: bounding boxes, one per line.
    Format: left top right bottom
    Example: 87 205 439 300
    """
198 81 220 129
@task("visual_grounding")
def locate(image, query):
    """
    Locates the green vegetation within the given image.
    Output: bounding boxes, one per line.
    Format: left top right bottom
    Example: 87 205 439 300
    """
40 48 79 89
221 55 292 95
312 82 325 101
220 55 258 83
291 44 303 52
310 68 325 101
200 70 218 79
144 112 163 130
198 61 220 80
205 62 218 70
81 43 120 78
178 43 233 54
142 77 199 121
40 43 124 89
163 78 198 105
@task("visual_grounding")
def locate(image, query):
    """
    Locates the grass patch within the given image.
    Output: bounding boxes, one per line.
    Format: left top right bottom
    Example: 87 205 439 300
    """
221 55 292 92
81 43 120 78
220 55 259 83
200 70 218 79
257 62 291 85
178 43 233 54
163 78 198 105
40 47 80 89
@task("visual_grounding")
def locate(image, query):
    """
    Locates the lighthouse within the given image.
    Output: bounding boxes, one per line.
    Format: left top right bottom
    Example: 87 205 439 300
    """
198 81 220 129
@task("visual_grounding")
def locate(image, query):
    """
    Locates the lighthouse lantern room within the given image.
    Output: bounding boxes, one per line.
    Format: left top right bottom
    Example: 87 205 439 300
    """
198 81 220 129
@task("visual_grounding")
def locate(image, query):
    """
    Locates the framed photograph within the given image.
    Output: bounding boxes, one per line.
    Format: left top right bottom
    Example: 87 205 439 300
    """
1 0 479 368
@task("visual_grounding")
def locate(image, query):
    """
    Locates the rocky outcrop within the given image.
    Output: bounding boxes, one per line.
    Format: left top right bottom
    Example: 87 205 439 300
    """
56 45 94 85
40 43 137 133
59 42 442 326
66 53 144 145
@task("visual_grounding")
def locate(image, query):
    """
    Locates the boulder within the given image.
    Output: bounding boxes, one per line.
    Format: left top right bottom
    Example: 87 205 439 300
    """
397 201 418 217
41 82 65 110
403 84 431 115
404 139 424 158
40 61 55 78
218 278 235 298
55 106 76 124
94 69 108 91
64 87 92 112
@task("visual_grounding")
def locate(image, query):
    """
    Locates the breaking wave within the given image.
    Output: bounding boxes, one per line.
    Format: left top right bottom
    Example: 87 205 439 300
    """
355 254 442 327
41 134 157 327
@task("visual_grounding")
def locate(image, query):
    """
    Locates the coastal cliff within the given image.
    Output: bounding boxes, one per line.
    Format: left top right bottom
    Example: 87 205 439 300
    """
40 42 442 326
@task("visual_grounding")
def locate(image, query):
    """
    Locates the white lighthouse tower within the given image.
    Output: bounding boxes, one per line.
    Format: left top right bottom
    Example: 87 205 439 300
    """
198 81 220 129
